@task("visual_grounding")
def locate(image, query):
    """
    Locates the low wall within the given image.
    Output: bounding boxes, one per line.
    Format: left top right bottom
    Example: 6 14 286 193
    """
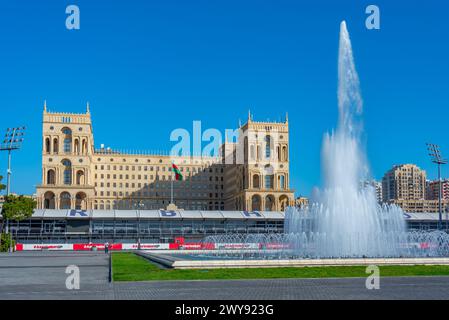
14 242 262 251
139 254 449 269
15 243 170 251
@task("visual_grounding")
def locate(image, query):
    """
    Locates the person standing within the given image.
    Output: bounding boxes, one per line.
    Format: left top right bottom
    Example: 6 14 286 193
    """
105 242 109 254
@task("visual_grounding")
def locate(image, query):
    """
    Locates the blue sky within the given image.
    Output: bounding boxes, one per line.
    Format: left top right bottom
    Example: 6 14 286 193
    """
0 0 448 197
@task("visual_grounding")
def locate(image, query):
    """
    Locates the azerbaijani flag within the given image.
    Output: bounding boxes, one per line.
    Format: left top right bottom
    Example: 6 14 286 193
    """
172 163 183 181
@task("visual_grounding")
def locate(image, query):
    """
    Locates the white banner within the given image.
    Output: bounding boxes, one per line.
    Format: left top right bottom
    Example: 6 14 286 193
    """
19 244 73 251
121 243 170 250
214 243 259 250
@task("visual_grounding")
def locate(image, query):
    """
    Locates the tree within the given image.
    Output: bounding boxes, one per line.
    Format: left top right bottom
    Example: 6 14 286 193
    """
0 175 5 193
0 233 14 252
1 195 36 221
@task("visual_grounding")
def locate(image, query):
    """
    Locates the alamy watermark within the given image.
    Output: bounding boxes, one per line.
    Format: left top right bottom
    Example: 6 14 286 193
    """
365 265 380 290
169 121 288 170
66 5 80 30
63 4 379 31
65 265 80 290
366 5 380 30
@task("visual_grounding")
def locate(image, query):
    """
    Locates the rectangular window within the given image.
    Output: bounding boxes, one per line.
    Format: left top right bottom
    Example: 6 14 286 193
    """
64 170 71 185
265 175 274 189
64 139 71 153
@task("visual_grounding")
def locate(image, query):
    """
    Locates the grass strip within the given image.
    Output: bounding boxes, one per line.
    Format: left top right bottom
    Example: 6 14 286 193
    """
112 252 449 282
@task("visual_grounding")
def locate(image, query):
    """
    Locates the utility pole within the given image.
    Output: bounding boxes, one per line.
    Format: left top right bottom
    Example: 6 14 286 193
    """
427 143 447 230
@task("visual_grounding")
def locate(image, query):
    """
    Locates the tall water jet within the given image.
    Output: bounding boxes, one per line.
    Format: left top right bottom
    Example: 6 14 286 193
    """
202 21 449 260
285 21 407 258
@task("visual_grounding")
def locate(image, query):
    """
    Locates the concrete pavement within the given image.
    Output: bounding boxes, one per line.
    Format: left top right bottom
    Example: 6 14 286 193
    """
1 252 449 300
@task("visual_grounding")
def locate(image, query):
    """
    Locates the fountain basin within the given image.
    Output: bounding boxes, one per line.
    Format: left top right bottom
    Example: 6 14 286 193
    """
138 251 449 269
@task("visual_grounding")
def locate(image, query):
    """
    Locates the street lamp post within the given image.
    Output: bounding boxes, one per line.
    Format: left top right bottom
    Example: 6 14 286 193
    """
1 127 26 203
1 127 26 197
426 143 447 230
0 127 26 252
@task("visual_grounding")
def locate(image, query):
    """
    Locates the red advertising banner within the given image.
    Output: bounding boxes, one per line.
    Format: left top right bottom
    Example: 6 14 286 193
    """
15 242 269 251
73 243 123 251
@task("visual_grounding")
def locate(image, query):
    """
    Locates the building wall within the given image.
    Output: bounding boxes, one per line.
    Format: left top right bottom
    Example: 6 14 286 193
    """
295 197 309 207
381 164 449 213
382 164 427 202
36 105 96 210
427 179 449 201
91 154 224 210
36 106 294 211
222 113 295 211
393 199 449 213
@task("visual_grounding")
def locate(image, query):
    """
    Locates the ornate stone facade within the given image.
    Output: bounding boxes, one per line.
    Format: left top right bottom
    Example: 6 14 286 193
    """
222 112 295 211
36 105 295 211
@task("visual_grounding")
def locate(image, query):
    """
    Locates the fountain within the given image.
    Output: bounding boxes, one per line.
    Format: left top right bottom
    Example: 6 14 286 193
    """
284 20 408 258
142 22 449 268
200 21 449 260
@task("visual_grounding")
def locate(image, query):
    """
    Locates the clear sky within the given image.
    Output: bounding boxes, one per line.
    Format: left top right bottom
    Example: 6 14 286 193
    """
0 0 448 197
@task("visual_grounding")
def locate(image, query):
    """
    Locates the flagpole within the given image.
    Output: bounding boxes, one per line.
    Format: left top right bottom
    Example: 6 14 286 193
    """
171 162 174 204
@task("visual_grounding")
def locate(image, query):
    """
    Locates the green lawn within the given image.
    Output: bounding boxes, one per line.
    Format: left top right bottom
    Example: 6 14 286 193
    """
112 252 449 282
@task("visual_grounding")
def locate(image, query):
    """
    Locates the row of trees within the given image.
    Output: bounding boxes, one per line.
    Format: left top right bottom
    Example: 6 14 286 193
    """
1 175 36 251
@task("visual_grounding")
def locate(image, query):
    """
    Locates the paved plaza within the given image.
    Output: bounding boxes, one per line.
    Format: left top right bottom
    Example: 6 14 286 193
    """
1 252 449 300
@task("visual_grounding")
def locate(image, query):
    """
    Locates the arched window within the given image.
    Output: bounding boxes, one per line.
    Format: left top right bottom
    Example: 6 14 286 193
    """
279 195 289 211
265 136 272 159
45 138 51 154
62 160 72 185
47 169 56 185
76 170 85 185
43 191 55 209
75 192 87 210
265 195 275 211
82 139 88 154
251 195 261 211
253 174 260 189
62 128 72 153
53 138 59 153
74 139 80 154
280 175 285 190
60 192 71 209
282 146 288 161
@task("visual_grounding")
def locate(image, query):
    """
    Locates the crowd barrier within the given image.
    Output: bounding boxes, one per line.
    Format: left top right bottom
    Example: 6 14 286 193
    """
14 242 267 251
14 242 428 252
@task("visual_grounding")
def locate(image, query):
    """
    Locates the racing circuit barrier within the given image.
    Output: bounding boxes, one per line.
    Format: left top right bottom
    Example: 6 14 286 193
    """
14 241 428 252
14 242 263 251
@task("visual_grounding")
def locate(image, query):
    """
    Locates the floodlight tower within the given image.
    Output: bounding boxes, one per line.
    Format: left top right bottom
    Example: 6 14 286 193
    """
426 143 447 230
0 127 26 240
0 127 26 196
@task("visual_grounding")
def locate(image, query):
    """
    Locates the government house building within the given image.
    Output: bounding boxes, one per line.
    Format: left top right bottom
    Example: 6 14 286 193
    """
36 104 295 212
